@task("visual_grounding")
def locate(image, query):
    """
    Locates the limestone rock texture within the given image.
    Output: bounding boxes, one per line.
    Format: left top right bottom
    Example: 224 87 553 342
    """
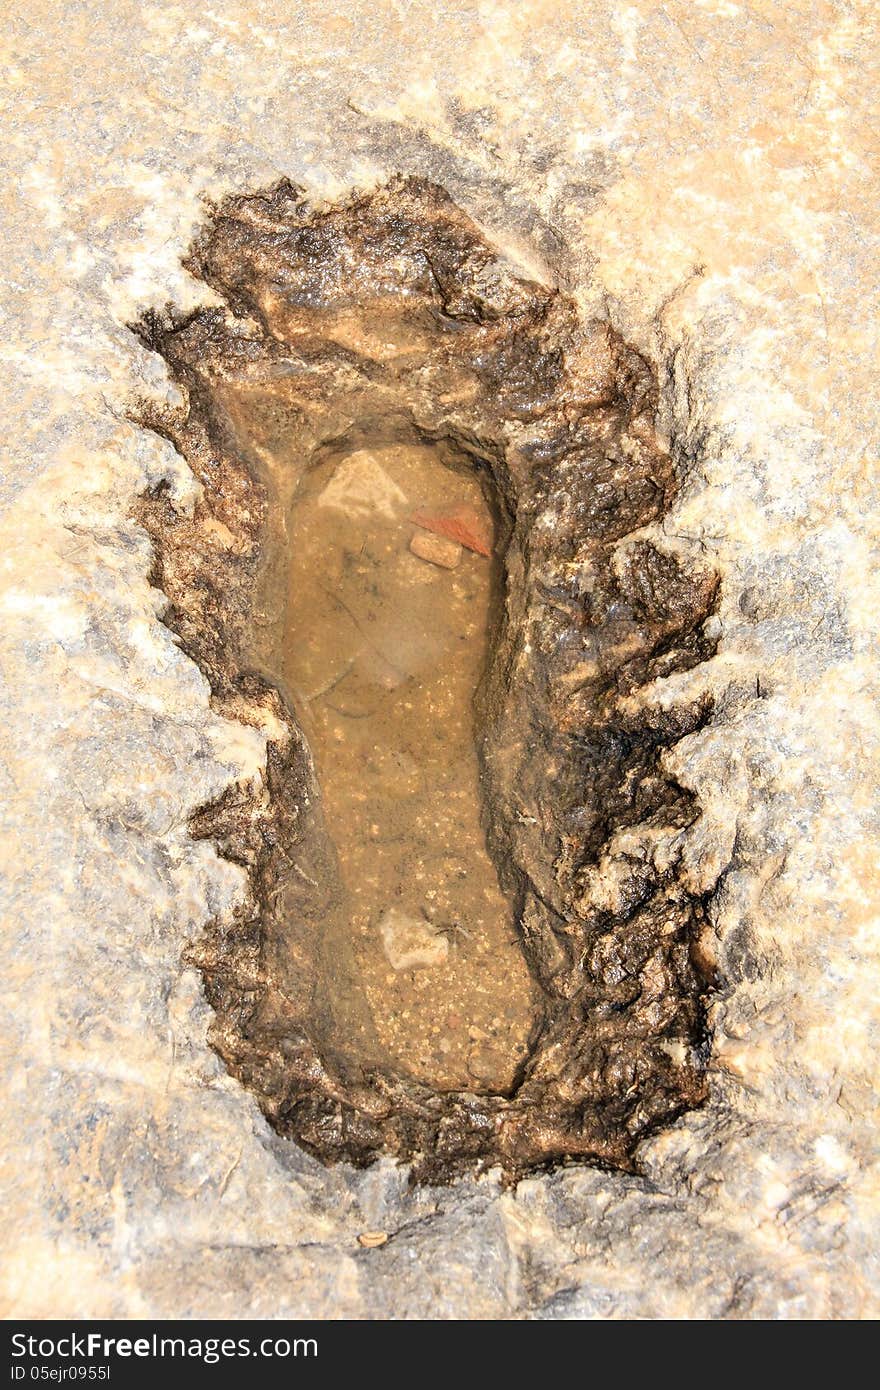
1 0 877 1319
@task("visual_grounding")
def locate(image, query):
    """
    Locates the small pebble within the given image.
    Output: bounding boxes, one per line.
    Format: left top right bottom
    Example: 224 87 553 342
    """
467 1045 502 1082
409 530 462 569
379 907 449 970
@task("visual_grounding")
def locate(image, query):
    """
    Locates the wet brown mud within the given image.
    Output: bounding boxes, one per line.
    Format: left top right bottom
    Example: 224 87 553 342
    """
279 440 538 1093
134 177 720 1181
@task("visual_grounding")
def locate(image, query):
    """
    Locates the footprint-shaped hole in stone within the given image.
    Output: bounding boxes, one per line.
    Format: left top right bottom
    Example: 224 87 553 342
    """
134 177 720 1181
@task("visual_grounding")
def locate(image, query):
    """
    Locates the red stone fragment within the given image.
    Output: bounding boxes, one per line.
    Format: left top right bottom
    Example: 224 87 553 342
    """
409 503 493 556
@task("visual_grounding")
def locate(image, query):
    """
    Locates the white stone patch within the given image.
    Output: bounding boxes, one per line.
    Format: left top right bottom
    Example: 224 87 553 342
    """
379 908 449 971
317 451 408 520
1 588 88 645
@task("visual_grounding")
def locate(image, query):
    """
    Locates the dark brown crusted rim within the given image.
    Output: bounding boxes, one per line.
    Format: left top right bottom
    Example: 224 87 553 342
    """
131 176 721 1183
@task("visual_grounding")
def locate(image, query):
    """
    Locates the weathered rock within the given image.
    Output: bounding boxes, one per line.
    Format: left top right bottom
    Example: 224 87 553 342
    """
0 0 877 1320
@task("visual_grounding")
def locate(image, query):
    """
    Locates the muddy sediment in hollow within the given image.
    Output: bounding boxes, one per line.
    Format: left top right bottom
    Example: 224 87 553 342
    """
134 178 720 1181
280 438 540 1094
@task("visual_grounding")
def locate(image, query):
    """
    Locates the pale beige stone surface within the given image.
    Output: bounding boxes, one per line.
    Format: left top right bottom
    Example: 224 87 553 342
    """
408 531 463 569
0 0 877 1318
